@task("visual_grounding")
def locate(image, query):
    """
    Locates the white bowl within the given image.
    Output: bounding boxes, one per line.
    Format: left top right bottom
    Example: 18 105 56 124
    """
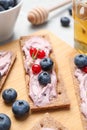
0 0 23 42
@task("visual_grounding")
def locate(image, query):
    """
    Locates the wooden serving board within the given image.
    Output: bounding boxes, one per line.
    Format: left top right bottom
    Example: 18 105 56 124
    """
0 30 83 130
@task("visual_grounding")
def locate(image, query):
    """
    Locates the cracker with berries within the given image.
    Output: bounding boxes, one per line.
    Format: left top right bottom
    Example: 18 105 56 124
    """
31 113 68 130
72 54 87 130
20 35 70 112
0 51 16 91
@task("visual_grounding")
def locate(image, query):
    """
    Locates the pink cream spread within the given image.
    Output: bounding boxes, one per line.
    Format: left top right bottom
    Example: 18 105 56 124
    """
75 68 87 118
41 128 55 130
0 51 12 76
22 36 57 106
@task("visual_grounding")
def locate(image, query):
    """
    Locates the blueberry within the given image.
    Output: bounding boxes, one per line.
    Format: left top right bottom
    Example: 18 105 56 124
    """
8 0 15 7
14 0 17 6
40 58 53 71
0 0 9 10
0 113 11 130
60 17 70 27
38 72 51 86
12 100 30 117
68 8 72 16
0 0 16 10
2 88 17 103
0 5 5 11
74 54 87 68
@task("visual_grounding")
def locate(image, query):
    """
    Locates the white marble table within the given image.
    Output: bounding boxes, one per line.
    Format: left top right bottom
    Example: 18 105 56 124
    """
5 0 74 47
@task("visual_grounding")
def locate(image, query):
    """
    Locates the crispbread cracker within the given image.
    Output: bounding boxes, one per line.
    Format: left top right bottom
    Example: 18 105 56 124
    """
31 113 68 130
20 34 70 112
70 53 87 130
0 52 16 91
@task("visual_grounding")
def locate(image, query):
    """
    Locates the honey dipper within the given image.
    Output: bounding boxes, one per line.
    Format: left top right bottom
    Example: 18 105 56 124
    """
27 0 72 25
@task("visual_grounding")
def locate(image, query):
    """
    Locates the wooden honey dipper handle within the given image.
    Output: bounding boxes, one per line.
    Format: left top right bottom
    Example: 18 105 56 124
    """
48 0 72 12
28 0 72 25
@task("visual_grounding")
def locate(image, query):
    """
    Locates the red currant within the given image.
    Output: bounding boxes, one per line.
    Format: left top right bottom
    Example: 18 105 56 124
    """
81 66 87 73
29 47 37 57
32 64 41 74
38 50 45 59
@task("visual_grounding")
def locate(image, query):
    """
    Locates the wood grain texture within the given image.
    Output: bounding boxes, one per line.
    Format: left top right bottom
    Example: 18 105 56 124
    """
0 30 83 130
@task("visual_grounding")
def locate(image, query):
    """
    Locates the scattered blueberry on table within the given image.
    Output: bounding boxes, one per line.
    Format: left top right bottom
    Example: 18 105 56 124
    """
68 7 72 16
2 88 17 104
0 113 11 130
60 17 70 27
12 100 30 117
0 0 17 11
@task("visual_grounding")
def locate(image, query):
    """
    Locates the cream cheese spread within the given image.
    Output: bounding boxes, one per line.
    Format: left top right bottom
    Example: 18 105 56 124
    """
75 68 87 118
0 51 12 76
